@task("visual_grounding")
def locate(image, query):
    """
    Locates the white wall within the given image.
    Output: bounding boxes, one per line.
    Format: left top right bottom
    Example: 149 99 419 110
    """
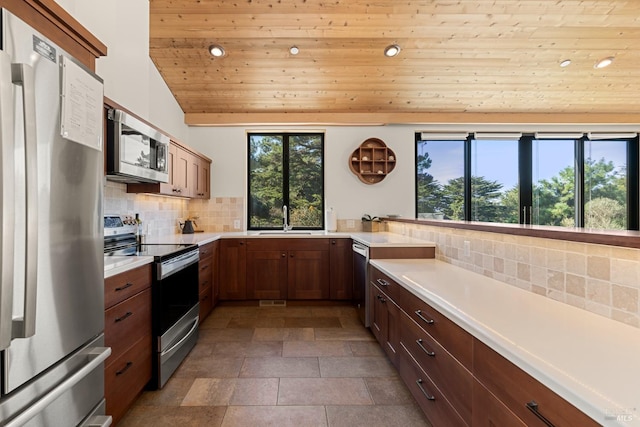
188 125 417 220
53 0 188 142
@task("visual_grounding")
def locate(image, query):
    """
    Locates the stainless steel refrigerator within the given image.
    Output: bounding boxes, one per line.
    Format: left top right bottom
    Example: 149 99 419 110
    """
0 9 111 427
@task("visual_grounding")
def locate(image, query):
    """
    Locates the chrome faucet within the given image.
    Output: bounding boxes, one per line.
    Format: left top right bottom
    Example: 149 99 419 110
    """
283 205 293 231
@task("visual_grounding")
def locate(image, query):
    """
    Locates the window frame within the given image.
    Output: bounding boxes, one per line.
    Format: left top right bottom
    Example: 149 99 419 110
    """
415 132 639 231
247 132 325 231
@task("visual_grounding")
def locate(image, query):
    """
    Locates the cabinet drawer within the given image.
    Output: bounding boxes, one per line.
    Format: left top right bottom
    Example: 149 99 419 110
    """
105 336 152 425
400 312 472 424
474 339 600 427
402 290 473 370
105 288 151 359
105 264 152 308
368 266 404 305
199 288 213 321
199 242 215 259
472 378 527 427
199 257 213 291
398 345 467 427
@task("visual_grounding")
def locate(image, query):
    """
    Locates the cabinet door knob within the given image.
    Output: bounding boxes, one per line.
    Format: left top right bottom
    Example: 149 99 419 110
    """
282 253 286 257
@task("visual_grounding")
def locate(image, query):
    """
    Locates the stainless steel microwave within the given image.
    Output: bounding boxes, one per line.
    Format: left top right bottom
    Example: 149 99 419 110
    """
106 109 170 183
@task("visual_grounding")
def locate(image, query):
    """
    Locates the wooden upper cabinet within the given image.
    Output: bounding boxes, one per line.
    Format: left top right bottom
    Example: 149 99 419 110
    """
127 141 211 199
1 0 107 70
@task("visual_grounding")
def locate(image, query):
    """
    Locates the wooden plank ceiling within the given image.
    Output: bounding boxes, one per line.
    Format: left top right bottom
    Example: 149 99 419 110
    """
149 0 640 125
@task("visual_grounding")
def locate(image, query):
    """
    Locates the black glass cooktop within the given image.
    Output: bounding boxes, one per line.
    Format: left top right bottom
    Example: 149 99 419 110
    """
136 243 197 259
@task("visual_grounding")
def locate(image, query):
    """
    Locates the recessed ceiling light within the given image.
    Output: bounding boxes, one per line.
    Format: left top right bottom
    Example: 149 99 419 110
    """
289 46 299 55
559 59 571 67
208 44 225 57
384 44 401 57
594 56 614 69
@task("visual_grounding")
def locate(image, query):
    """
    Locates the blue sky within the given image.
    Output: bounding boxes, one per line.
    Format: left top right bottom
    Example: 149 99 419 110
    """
418 139 627 192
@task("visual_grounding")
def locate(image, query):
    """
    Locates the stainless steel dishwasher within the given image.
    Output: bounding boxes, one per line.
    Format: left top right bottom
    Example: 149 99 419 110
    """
352 242 370 327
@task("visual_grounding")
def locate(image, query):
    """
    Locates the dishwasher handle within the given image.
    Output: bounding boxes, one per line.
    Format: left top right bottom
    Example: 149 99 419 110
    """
352 243 369 258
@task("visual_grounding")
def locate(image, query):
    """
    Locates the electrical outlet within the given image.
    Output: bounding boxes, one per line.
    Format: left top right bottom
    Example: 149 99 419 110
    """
463 240 471 257
233 219 241 230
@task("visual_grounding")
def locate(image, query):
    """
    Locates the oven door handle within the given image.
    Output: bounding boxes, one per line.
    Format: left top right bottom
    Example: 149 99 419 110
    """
160 315 198 360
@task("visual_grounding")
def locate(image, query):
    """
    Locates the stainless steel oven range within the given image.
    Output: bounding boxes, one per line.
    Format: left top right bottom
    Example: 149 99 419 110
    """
104 215 200 389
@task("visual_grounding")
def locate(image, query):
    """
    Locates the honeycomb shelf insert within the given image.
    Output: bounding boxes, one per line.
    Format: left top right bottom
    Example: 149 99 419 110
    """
349 137 396 184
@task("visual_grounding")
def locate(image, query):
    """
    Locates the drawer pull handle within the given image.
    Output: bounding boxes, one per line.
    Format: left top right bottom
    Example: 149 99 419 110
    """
376 278 389 287
115 361 133 376
526 401 556 427
376 295 386 303
115 283 133 292
416 379 435 401
415 310 434 325
115 311 133 322
416 339 435 357
201 264 209 270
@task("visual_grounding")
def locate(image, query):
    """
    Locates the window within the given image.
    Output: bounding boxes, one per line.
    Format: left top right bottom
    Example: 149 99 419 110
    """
248 133 324 230
471 138 519 223
415 132 639 231
416 139 465 220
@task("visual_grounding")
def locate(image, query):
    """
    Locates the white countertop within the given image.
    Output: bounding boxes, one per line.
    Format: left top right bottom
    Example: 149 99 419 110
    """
104 255 154 279
370 258 640 427
142 231 435 248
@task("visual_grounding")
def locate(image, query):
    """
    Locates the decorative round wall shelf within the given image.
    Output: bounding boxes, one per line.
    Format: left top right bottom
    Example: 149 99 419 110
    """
349 138 396 184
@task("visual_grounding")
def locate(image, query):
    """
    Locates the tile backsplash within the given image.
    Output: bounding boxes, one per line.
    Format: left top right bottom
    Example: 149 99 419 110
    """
104 181 244 235
104 181 189 236
387 221 640 328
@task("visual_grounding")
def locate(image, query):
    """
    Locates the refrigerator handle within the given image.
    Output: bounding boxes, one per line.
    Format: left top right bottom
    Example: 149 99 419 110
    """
10 63 38 339
0 51 16 351
4 347 112 427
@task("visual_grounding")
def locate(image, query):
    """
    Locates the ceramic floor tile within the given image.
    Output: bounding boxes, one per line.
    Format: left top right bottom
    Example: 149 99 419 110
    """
319 356 398 378
208 306 260 319
283 316 342 328
118 406 226 427
310 306 358 317
348 341 385 357
278 378 373 405
182 378 235 406
325 405 430 427
314 328 376 341
283 341 352 357
258 306 313 318
227 317 286 328
338 315 364 329
252 327 315 341
199 316 230 329
135 378 195 407
198 328 255 343
221 406 327 427
173 356 244 379
239 357 320 378
210 341 283 357
229 378 280 405
364 378 416 405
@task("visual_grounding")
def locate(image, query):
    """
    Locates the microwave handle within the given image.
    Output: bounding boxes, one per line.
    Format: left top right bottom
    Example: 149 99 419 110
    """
156 142 168 173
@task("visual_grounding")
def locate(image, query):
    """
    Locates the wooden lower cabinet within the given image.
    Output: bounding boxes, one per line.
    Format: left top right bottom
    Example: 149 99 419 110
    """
329 238 353 300
472 379 527 427
104 264 152 426
219 239 246 300
246 250 288 299
398 345 467 427
473 339 601 427
369 282 400 366
198 242 217 321
287 249 330 299
367 265 601 427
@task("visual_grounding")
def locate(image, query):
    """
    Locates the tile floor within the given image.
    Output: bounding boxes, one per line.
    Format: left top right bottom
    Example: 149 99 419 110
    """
119 303 431 427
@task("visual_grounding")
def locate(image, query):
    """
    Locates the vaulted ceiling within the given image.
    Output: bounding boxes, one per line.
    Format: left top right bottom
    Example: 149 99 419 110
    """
149 0 640 125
